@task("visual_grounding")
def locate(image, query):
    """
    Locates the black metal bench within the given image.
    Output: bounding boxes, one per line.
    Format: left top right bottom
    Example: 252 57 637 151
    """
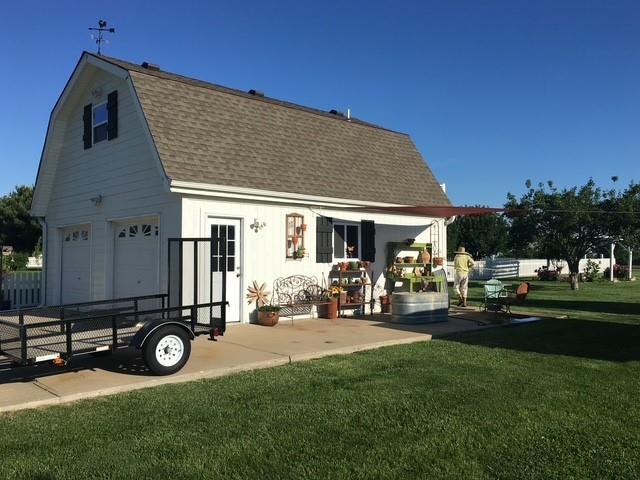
272 275 329 322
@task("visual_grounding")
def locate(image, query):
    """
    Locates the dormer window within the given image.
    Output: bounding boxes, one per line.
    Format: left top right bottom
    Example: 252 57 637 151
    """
92 102 108 144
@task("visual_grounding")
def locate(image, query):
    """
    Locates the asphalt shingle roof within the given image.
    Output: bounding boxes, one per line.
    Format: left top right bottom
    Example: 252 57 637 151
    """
95 54 450 206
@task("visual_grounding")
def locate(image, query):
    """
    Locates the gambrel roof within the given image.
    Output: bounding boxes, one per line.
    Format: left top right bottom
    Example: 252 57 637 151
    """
34 52 450 212
96 54 450 207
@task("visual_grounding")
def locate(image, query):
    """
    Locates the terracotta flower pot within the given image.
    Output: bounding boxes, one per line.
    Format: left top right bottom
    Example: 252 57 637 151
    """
320 298 338 319
257 310 279 326
379 295 391 314
404 256 415 264
340 262 348 272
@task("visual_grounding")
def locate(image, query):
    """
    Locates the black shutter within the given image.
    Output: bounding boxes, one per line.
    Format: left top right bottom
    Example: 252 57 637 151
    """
82 103 92 149
315 216 333 263
361 220 376 262
107 90 118 140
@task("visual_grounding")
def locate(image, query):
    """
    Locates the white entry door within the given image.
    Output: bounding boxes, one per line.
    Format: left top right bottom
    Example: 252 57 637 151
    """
113 219 159 298
207 218 241 323
61 225 91 304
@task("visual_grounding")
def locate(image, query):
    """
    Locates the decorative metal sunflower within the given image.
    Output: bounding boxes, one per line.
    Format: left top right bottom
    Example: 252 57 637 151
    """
246 280 270 307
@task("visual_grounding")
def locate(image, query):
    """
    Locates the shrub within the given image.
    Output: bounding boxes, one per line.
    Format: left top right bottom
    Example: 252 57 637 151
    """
583 259 601 282
258 305 281 312
1 252 28 271
603 264 629 280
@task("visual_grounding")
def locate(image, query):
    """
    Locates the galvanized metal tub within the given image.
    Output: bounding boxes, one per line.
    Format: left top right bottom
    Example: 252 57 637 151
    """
390 292 449 324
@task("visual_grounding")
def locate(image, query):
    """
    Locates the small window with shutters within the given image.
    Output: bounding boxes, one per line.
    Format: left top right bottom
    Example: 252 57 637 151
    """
83 90 117 149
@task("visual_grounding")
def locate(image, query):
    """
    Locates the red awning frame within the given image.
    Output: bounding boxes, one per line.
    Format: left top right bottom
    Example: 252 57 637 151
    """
356 205 509 217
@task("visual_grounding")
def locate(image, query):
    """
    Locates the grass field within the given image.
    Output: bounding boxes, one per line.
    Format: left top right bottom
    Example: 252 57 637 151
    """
0 281 639 479
468 277 640 323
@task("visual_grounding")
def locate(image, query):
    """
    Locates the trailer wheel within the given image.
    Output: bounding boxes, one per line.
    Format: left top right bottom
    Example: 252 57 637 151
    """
143 326 191 375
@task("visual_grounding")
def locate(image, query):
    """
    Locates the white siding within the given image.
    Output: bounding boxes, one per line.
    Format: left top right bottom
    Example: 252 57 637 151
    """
181 196 447 323
42 66 180 304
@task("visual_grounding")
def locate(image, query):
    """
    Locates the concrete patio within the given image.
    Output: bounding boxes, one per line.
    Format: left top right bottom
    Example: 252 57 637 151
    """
0 315 489 413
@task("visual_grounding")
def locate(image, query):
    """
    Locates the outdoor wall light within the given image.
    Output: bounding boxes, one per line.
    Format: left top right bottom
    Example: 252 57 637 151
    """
90 195 103 207
250 218 266 232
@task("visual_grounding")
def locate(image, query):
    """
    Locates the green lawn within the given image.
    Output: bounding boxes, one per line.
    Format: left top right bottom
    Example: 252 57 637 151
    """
468 278 640 323
1 281 639 479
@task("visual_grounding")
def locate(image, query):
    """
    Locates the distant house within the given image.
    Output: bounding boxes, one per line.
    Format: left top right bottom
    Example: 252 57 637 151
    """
31 52 450 322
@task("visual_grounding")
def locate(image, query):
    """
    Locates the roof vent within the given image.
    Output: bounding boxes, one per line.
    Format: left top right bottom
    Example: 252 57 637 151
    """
329 109 345 117
248 89 265 97
141 62 160 71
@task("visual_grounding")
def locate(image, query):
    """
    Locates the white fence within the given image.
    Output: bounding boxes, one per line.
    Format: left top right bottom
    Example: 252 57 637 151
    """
1 271 42 309
446 258 611 281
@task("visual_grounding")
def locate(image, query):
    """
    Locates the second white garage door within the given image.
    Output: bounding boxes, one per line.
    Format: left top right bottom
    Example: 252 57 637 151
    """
113 219 159 298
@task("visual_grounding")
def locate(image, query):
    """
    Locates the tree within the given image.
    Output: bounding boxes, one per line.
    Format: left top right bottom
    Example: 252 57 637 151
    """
447 211 509 259
0 185 41 254
506 179 616 290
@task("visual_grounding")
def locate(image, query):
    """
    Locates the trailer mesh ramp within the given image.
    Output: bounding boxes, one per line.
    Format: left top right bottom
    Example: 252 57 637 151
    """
0 294 225 366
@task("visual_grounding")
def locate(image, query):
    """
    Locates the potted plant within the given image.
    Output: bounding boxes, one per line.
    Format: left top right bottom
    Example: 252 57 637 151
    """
295 246 306 259
319 285 342 319
257 305 281 326
246 280 280 326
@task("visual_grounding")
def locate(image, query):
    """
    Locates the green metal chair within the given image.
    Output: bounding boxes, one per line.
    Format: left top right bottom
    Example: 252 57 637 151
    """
482 278 509 312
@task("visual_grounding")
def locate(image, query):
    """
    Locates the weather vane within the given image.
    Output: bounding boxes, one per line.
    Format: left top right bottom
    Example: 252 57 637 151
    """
88 20 115 55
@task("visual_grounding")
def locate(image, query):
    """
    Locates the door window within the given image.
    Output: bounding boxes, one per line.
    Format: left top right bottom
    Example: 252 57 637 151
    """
211 224 236 272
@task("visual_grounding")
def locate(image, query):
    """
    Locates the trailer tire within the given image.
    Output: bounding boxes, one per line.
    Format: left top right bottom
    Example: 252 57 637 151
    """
143 325 191 375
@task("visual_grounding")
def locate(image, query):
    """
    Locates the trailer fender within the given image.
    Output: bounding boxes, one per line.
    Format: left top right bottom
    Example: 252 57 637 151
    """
132 321 195 349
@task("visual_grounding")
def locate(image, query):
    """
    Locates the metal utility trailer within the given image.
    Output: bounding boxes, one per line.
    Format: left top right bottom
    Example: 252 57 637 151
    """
0 235 228 375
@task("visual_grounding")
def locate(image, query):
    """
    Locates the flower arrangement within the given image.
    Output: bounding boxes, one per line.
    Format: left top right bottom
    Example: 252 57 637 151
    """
328 285 343 298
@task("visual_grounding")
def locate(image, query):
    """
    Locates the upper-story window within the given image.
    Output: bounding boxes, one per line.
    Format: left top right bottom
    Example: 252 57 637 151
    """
93 102 108 144
83 90 118 150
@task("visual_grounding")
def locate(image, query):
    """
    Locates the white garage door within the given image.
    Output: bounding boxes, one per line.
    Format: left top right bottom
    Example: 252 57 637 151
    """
61 226 91 304
113 220 159 299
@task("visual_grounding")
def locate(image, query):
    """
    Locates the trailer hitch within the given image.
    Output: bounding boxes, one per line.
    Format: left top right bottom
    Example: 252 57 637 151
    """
52 357 67 367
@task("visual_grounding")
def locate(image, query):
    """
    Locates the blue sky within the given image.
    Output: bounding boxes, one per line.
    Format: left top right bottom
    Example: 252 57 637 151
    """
1 0 638 206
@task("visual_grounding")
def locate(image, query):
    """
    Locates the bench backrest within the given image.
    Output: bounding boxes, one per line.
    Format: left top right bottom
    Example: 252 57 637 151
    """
273 275 322 305
484 279 505 298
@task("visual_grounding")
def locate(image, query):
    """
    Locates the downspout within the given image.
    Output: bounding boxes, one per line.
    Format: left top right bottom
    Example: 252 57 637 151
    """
38 218 47 306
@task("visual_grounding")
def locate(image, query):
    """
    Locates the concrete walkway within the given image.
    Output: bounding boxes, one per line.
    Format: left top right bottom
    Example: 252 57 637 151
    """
0 316 487 413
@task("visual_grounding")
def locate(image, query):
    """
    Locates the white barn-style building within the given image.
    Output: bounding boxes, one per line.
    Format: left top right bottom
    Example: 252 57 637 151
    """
31 52 451 323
